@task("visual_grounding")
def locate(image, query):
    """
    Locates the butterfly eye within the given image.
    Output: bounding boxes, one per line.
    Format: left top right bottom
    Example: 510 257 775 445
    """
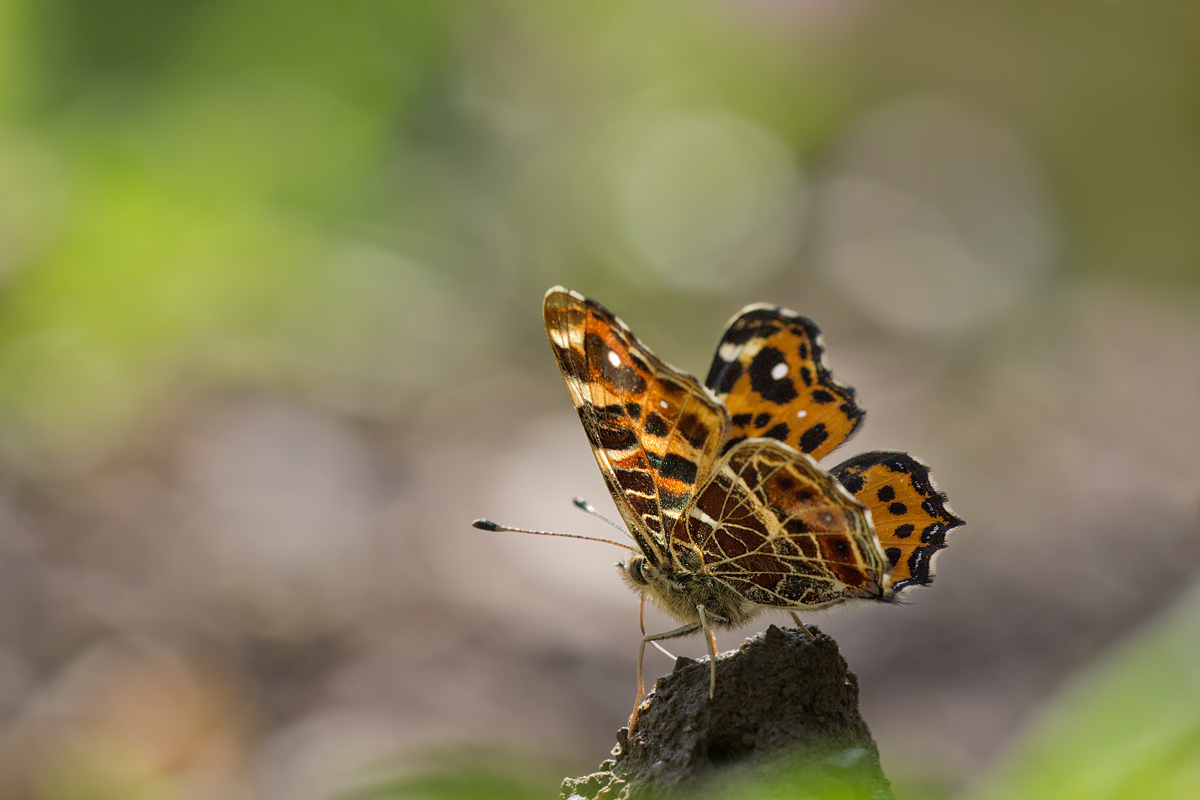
626 556 649 585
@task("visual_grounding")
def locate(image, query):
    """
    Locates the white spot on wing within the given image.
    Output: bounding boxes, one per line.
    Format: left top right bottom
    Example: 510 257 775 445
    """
660 400 669 409
717 342 742 362
548 327 570 348
771 362 788 380
740 340 764 359
796 409 807 418
607 350 622 368
690 506 720 529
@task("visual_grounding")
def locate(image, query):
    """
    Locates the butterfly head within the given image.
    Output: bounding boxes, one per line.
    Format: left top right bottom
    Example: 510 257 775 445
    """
618 553 656 592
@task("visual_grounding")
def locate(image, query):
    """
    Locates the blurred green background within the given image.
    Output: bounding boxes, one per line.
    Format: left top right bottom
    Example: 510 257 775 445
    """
0 1 1197 798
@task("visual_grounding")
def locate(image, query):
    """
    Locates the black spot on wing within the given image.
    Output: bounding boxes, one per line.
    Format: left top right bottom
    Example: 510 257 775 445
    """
885 547 902 567
753 413 772 428
644 413 669 438
748 346 798 403
731 413 753 427
597 425 637 451
677 413 712 449
614 468 655 495
887 502 908 516
783 517 811 535
810 389 835 404
763 423 790 441
659 453 699 484
876 486 895 502
797 423 829 454
893 524 915 539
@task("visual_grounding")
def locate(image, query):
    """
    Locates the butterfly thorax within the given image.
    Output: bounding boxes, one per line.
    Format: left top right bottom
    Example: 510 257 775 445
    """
620 554 760 629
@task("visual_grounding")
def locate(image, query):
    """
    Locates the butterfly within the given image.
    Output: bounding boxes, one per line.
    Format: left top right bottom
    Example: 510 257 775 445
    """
477 287 963 727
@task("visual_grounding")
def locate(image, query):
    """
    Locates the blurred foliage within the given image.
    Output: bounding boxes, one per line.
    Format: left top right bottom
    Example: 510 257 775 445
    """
970 580 1200 800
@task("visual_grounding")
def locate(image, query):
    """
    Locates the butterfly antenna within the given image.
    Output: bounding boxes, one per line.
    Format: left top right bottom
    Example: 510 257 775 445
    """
472 519 636 552
571 497 633 539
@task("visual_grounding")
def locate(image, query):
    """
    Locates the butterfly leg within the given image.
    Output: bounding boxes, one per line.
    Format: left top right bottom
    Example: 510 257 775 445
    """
640 595 678 659
788 610 816 639
632 621 701 729
697 604 718 699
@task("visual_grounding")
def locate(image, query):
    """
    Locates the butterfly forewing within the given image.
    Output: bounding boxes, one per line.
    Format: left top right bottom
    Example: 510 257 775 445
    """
831 451 964 591
544 287 728 565
705 306 864 461
673 439 889 608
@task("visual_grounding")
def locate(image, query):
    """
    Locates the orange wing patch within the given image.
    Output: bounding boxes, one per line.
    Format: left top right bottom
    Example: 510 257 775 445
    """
830 451 964 591
705 306 864 462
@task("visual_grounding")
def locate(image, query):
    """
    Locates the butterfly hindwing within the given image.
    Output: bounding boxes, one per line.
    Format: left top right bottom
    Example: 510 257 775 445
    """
831 451 964 591
705 306 864 462
673 438 888 610
544 287 728 564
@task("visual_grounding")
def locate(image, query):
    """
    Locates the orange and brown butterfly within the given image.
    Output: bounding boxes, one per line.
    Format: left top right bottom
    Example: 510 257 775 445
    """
475 287 963 725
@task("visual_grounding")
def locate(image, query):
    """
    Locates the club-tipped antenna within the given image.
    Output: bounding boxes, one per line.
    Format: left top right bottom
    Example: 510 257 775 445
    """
472 519 636 552
572 496 632 539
